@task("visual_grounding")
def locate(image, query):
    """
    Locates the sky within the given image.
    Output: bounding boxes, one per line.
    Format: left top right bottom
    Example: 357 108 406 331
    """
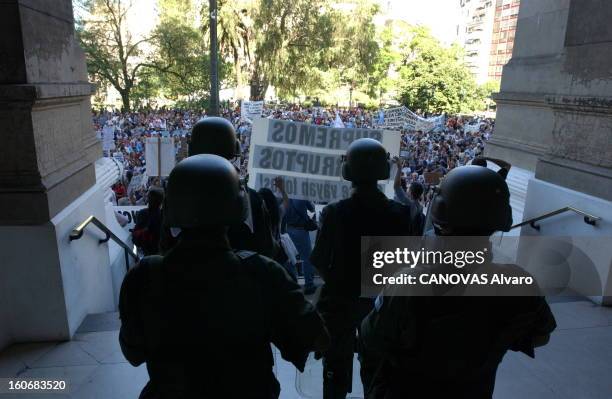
77 0 460 46
383 0 460 45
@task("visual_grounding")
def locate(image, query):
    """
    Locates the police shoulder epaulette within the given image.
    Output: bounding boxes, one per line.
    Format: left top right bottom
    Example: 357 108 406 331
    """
234 250 258 260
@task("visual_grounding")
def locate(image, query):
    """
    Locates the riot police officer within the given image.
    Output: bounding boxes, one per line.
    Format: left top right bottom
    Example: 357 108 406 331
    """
119 154 329 398
310 138 415 399
162 117 278 258
359 166 557 398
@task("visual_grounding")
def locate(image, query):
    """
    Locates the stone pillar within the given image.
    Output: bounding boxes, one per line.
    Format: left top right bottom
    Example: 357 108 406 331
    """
0 0 114 350
0 0 99 222
487 0 612 304
487 0 612 194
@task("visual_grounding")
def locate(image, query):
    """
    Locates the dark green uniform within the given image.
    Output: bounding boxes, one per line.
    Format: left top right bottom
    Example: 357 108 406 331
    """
311 187 415 398
119 235 325 398
360 263 557 399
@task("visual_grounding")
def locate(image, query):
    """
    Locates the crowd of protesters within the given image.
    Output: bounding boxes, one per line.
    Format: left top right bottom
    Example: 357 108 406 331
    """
94 105 495 211
95 104 501 295
397 116 495 207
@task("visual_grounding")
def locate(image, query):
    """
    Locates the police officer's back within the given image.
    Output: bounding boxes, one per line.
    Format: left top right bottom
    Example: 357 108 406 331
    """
119 155 329 398
310 139 415 399
359 166 557 399
161 117 278 258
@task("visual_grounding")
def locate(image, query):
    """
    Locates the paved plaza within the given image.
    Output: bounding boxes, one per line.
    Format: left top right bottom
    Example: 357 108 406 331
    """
0 298 610 399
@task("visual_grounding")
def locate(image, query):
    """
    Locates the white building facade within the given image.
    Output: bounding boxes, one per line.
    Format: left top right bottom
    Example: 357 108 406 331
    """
457 0 497 84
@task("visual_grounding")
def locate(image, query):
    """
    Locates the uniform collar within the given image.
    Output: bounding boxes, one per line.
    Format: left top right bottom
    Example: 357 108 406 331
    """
351 185 387 202
173 233 232 253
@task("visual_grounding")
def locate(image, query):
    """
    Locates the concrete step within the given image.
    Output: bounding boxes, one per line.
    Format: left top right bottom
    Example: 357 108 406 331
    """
77 312 120 334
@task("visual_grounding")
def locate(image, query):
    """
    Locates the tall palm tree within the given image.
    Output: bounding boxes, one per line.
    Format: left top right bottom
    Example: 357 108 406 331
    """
202 0 253 99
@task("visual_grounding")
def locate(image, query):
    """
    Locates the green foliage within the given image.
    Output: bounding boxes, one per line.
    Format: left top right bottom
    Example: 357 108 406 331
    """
77 0 500 112
130 71 161 109
77 0 149 111
158 0 197 24
325 0 382 97
147 0 225 108
306 15 404 106
77 0 219 110
370 22 403 99
203 0 337 100
396 26 487 114
149 17 212 103
255 0 336 99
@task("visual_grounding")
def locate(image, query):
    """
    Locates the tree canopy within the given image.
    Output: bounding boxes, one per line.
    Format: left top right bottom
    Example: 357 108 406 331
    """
76 0 497 113
201 0 337 100
396 26 484 115
76 0 150 111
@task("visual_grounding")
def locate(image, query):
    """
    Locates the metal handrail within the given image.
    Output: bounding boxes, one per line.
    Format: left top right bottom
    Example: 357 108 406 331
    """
511 206 601 231
70 215 139 271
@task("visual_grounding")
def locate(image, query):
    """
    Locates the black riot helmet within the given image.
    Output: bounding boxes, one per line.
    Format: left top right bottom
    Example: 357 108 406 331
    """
341 138 390 183
188 117 241 159
163 154 246 228
430 166 512 235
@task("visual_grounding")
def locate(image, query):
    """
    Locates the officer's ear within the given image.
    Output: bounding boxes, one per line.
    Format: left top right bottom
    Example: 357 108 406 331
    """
341 155 352 182
382 152 391 180
235 189 248 224
502 203 513 232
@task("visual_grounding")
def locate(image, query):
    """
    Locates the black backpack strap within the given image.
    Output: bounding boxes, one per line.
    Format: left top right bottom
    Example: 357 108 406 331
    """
139 255 165 352
233 250 274 356
143 255 165 292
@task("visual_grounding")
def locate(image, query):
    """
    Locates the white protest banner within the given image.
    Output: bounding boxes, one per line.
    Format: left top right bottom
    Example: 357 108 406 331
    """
241 100 264 122
333 114 345 128
247 119 401 203
127 172 147 197
378 106 408 130
102 124 115 151
113 206 146 230
377 106 445 132
145 137 175 177
464 123 482 134
416 114 446 132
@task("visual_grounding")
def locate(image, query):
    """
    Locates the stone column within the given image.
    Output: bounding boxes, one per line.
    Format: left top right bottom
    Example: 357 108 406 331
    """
487 0 612 197
0 0 99 222
487 0 612 304
0 0 114 350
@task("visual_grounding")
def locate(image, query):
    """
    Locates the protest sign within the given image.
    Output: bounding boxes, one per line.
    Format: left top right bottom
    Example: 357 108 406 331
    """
113 206 146 230
145 137 175 177
417 114 446 132
102 124 115 151
379 107 409 130
377 106 445 132
333 114 345 128
464 123 482 134
176 136 189 161
241 100 264 122
423 171 443 185
127 173 147 197
247 119 401 202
